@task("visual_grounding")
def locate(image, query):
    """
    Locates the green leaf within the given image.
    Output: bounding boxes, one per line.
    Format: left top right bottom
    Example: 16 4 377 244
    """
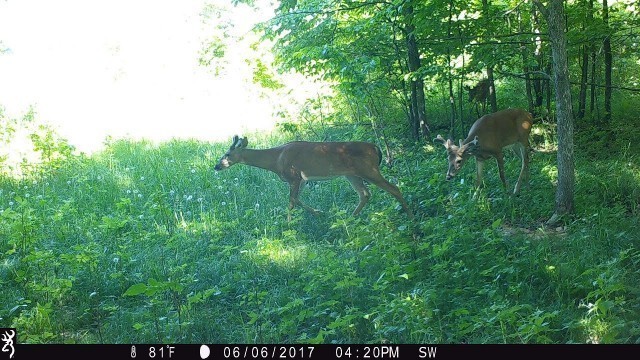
123 283 148 296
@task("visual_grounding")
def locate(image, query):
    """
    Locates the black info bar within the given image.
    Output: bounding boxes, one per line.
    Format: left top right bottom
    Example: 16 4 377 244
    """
8 343 634 360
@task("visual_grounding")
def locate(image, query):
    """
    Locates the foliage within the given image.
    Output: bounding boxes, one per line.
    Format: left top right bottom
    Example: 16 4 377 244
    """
0 120 638 344
251 0 640 144
1 0 639 346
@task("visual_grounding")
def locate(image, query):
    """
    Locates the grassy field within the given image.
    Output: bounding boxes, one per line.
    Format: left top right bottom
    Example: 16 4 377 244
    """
1 129 639 344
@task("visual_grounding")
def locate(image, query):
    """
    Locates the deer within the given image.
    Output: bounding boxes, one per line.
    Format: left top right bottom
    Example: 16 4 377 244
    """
435 108 533 195
465 79 491 117
214 136 414 220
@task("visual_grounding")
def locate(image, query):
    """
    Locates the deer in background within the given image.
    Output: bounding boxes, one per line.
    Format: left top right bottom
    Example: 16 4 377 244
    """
465 79 491 117
214 136 414 220
435 108 533 195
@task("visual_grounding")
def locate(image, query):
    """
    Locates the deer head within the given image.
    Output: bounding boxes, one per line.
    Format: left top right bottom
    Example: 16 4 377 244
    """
435 135 479 180
214 135 249 171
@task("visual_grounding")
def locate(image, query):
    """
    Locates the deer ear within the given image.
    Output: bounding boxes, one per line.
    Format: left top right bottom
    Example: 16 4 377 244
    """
463 136 480 154
240 137 248 148
231 135 239 147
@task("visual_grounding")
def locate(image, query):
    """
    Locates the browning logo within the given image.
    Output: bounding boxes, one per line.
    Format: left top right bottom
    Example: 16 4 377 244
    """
0 329 15 359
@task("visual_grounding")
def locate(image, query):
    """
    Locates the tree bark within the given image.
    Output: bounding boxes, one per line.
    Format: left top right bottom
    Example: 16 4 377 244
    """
447 0 458 138
487 67 498 113
602 0 612 123
481 0 498 113
577 0 593 120
404 1 429 139
578 46 589 120
518 6 535 113
534 0 576 223
532 5 545 110
590 51 597 114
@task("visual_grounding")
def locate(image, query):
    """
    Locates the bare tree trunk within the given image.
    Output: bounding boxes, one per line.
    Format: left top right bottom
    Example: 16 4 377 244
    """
487 67 498 112
577 46 589 120
590 51 597 114
577 0 593 120
602 0 612 123
447 0 458 138
532 5 545 110
518 6 535 113
534 0 576 223
404 1 429 139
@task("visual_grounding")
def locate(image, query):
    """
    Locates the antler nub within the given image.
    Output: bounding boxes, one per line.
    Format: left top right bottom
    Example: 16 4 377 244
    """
435 134 453 149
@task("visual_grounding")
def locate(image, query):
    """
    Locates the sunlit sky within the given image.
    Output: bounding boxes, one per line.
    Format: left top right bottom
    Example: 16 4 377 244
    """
0 0 294 154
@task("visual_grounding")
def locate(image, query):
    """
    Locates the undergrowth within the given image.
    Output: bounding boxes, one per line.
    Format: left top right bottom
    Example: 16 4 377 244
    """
0 127 638 344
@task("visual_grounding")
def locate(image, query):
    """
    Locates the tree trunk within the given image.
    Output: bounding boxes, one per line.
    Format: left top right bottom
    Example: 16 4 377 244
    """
532 5 545 110
577 46 589 120
534 0 576 223
590 51 597 114
404 1 429 139
602 0 612 123
487 67 498 112
518 6 535 113
577 0 593 120
481 0 498 113
447 0 458 138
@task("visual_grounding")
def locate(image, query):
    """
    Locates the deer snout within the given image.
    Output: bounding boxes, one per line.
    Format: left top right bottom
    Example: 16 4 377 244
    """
446 167 457 180
214 164 222 171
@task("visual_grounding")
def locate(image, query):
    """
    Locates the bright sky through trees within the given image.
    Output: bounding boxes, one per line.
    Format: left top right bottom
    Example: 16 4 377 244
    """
0 0 285 154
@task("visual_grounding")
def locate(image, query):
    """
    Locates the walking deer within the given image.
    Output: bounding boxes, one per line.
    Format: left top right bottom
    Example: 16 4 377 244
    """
214 136 414 220
465 79 491 116
435 108 533 195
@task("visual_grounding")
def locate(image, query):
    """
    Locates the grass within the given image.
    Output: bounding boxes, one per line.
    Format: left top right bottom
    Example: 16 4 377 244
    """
0 128 639 344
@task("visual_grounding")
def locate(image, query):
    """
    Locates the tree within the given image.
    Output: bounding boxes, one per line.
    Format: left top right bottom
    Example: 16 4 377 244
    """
602 0 612 123
262 0 432 141
533 0 575 223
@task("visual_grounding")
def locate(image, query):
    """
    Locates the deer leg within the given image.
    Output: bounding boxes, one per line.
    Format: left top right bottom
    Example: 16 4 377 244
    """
472 159 486 199
346 176 371 216
494 152 509 191
288 179 320 220
475 159 485 188
513 142 529 194
362 172 414 219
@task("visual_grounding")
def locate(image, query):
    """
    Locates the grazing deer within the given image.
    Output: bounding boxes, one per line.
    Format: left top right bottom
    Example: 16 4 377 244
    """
435 108 533 195
465 79 491 116
214 136 414 220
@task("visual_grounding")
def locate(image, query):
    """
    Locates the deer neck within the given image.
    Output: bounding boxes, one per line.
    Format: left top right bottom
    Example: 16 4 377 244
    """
239 148 280 172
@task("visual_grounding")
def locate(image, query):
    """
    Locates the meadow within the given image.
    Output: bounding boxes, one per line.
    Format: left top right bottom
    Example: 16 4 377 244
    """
1 127 639 344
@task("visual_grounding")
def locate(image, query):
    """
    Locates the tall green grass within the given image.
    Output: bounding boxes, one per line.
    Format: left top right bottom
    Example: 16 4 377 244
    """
0 128 638 344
